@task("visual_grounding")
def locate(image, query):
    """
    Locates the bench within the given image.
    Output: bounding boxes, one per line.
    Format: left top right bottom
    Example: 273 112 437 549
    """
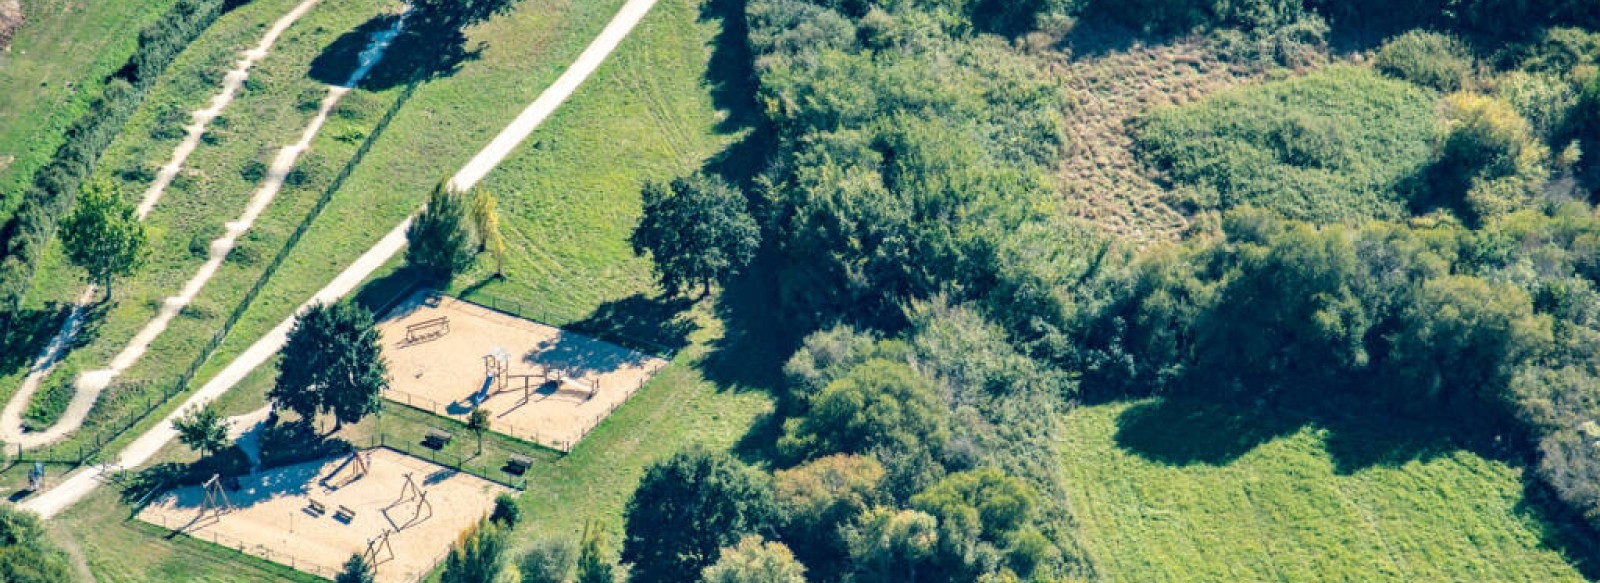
307 498 327 515
504 454 533 475
335 505 356 522
423 428 454 449
404 316 450 345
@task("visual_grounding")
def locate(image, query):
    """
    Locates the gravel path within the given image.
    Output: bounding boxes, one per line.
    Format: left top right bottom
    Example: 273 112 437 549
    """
22 0 659 520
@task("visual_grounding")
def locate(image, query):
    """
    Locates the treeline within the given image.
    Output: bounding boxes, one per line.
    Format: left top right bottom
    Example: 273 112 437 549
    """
0 0 239 315
1085 0 1599 38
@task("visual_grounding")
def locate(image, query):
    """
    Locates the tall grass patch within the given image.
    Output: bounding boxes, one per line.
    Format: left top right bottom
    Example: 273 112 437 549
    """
1134 65 1439 223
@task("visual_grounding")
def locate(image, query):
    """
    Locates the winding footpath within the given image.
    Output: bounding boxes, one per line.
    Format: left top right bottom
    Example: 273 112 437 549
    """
22 0 660 520
0 0 326 449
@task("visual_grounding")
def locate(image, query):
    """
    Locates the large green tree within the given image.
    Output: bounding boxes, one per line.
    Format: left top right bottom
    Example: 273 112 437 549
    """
60 177 145 301
173 404 230 461
630 173 760 297
577 522 620 583
335 554 375 583
442 517 508 583
406 182 475 281
622 450 779 583
271 301 389 430
778 358 950 462
700 536 807 583
0 506 71 583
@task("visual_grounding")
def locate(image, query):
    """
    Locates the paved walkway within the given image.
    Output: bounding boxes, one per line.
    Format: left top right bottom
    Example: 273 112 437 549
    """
23 0 659 520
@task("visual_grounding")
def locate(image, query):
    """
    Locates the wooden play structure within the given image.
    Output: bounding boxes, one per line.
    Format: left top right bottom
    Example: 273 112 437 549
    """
383 472 433 531
401 316 450 347
480 348 599 405
199 474 234 522
363 528 396 570
321 450 371 490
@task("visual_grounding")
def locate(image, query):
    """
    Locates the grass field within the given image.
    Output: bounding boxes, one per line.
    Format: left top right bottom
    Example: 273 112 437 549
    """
0 0 179 223
11 0 406 434
1061 400 1596 582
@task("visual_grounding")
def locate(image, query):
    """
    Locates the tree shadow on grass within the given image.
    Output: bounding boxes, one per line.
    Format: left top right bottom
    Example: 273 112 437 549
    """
0 303 73 375
1516 478 1600 580
1113 395 1505 474
567 293 697 359
308 12 484 92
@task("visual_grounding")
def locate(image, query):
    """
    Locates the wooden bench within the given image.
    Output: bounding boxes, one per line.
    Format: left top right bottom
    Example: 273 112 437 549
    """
423 428 454 449
307 498 327 515
335 505 356 522
504 454 533 475
404 316 450 345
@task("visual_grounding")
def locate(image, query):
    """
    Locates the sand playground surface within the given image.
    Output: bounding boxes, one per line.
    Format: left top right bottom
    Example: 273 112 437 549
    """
138 448 509 582
376 291 667 451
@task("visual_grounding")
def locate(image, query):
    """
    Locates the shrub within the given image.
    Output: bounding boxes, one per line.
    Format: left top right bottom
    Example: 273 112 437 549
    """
1373 30 1474 92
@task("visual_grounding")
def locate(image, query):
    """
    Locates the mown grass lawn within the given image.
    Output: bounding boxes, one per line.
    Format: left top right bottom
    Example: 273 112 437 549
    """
0 0 179 222
1061 399 1595 582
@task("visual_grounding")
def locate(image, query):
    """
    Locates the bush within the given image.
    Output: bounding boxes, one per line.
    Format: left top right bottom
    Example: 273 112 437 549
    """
1374 30 1475 92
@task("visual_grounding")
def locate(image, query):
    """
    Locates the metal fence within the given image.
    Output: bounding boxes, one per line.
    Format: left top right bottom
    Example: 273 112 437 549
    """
144 512 341 579
382 360 663 455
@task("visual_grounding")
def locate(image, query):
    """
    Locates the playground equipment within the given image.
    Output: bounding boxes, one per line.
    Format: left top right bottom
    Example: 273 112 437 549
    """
402 316 450 347
199 474 235 522
363 528 396 570
480 347 569 405
322 450 371 490
383 472 433 531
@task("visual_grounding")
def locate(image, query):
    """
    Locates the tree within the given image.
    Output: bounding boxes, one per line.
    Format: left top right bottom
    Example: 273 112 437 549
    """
699 535 807 583
774 454 885 581
335 554 375 583
60 177 145 301
778 358 950 463
406 181 475 281
271 301 389 431
173 404 230 461
843 507 939 583
520 536 578 583
442 517 507 583
490 492 521 527
470 187 507 277
0 506 71 583
577 522 619 583
622 449 779 583
630 174 760 297
468 407 491 455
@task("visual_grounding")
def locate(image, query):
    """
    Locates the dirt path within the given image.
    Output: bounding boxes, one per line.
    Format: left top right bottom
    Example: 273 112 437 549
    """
0 0 325 449
23 0 659 520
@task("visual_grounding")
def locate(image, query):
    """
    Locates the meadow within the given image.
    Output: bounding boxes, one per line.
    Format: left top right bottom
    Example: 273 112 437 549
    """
1061 400 1595 581
0 0 178 222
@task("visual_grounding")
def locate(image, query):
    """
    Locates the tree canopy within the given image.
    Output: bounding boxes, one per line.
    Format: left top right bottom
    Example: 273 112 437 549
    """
406 182 475 281
271 301 388 429
60 177 145 301
630 173 760 297
622 449 779 583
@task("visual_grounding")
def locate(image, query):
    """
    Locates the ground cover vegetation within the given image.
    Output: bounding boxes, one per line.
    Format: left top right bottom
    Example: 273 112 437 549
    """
8 0 406 440
0 0 179 222
0 0 237 315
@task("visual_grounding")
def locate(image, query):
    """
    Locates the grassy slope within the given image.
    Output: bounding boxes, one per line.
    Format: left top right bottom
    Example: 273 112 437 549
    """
0 0 179 222
12 0 405 436
1062 400 1590 582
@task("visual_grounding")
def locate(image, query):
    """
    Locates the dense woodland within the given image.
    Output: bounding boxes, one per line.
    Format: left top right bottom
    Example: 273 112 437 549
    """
613 0 1600 581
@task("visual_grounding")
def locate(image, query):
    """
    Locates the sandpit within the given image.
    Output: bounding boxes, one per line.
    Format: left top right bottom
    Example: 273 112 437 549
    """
376 291 667 451
137 448 509 582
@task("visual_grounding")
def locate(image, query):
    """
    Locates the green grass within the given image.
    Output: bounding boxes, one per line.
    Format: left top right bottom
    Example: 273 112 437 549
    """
14 0 407 437
1061 399 1594 582
0 0 180 223
1134 65 1441 224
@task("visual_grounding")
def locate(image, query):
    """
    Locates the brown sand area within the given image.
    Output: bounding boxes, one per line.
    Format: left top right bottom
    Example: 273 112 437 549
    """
376 291 667 451
137 448 509 582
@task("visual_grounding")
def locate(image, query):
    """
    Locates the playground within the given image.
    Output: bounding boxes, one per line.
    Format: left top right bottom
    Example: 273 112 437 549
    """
376 291 667 450
136 448 508 582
